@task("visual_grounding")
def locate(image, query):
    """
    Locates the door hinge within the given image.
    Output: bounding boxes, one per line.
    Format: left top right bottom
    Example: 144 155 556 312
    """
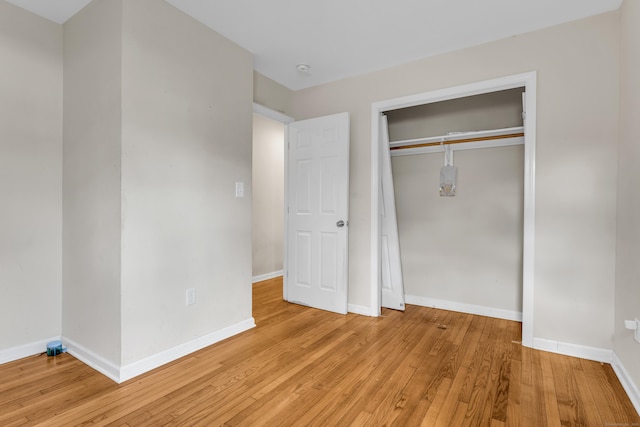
521 111 526 120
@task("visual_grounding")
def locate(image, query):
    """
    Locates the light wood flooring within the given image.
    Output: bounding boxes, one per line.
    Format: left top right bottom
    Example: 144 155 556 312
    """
1 276 638 426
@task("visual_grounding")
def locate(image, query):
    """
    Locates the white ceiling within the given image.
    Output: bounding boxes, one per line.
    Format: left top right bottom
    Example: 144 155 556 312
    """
6 0 623 90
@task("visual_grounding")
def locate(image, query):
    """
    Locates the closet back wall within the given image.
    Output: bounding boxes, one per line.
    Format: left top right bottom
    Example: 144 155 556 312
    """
392 146 524 316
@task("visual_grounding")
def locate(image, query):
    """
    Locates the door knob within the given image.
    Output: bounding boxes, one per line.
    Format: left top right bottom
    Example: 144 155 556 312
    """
336 220 345 228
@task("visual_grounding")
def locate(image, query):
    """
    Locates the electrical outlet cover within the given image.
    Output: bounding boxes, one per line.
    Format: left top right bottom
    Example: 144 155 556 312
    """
625 320 637 330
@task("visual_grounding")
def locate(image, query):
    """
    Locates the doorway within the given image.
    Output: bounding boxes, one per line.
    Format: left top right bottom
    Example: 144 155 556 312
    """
251 104 293 284
252 105 351 314
370 72 537 347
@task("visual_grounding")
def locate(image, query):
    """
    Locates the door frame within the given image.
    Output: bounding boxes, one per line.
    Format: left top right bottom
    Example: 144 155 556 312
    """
370 72 537 348
252 103 294 299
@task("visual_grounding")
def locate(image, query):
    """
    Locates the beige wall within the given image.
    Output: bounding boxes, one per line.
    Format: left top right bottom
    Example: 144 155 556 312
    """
393 146 524 313
61 0 254 372
0 2 63 356
252 114 285 278
615 0 640 388
120 0 254 366
62 0 123 366
293 11 619 349
254 72 295 118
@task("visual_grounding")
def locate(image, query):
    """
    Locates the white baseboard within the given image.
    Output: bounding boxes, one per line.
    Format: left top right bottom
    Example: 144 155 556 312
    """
252 270 283 283
532 338 613 363
0 336 61 365
405 294 523 322
119 317 256 383
611 352 640 416
64 318 256 384
523 339 639 415
63 337 122 383
348 304 373 316
394 295 638 411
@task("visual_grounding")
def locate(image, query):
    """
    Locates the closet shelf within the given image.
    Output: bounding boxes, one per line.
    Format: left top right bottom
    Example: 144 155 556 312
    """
389 126 524 151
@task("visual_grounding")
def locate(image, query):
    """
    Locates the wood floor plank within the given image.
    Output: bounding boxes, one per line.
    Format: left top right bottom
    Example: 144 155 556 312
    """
516 345 546 426
173 385 257 426
450 401 470 426
490 349 512 423
421 377 452 426
459 327 494 410
383 313 455 426
457 316 491 404
0 277 638 426
482 319 512 425
390 339 458 425
505 357 521 427
582 358 640 425
539 352 562 427
573 360 606 426
555 352 593 426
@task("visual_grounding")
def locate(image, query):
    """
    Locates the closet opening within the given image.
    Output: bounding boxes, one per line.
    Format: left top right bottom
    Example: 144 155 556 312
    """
251 103 293 287
370 72 537 348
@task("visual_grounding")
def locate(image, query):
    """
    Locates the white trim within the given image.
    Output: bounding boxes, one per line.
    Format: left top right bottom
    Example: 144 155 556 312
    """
0 336 61 364
612 352 640 415
371 71 537 348
374 73 535 112
521 75 536 348
252 270 284 283
119 318 255 383
63 337 122 383
532 338 613 363
348 304 373 316
64 318 255 384
253 103 294 124
283 124 290 302
405 294 523 322
370 104 382 317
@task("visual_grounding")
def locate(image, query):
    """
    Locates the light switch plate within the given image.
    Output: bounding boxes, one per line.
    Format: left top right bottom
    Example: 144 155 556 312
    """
235 182 244 198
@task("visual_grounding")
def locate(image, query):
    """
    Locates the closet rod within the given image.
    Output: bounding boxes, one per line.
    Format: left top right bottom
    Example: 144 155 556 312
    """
389 132 524 151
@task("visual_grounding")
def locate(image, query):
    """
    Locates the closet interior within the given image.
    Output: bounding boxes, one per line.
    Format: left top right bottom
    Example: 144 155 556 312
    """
385 87 526 320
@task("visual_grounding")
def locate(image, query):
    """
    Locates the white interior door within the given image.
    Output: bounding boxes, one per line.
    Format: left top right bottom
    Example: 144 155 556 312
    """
286 112 350 314
380 115 405 310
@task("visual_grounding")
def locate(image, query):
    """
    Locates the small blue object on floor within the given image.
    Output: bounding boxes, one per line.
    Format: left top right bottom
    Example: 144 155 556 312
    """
46 340 66 356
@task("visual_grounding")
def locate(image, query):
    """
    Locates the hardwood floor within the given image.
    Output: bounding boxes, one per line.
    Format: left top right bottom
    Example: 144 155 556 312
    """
1 276 638 426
